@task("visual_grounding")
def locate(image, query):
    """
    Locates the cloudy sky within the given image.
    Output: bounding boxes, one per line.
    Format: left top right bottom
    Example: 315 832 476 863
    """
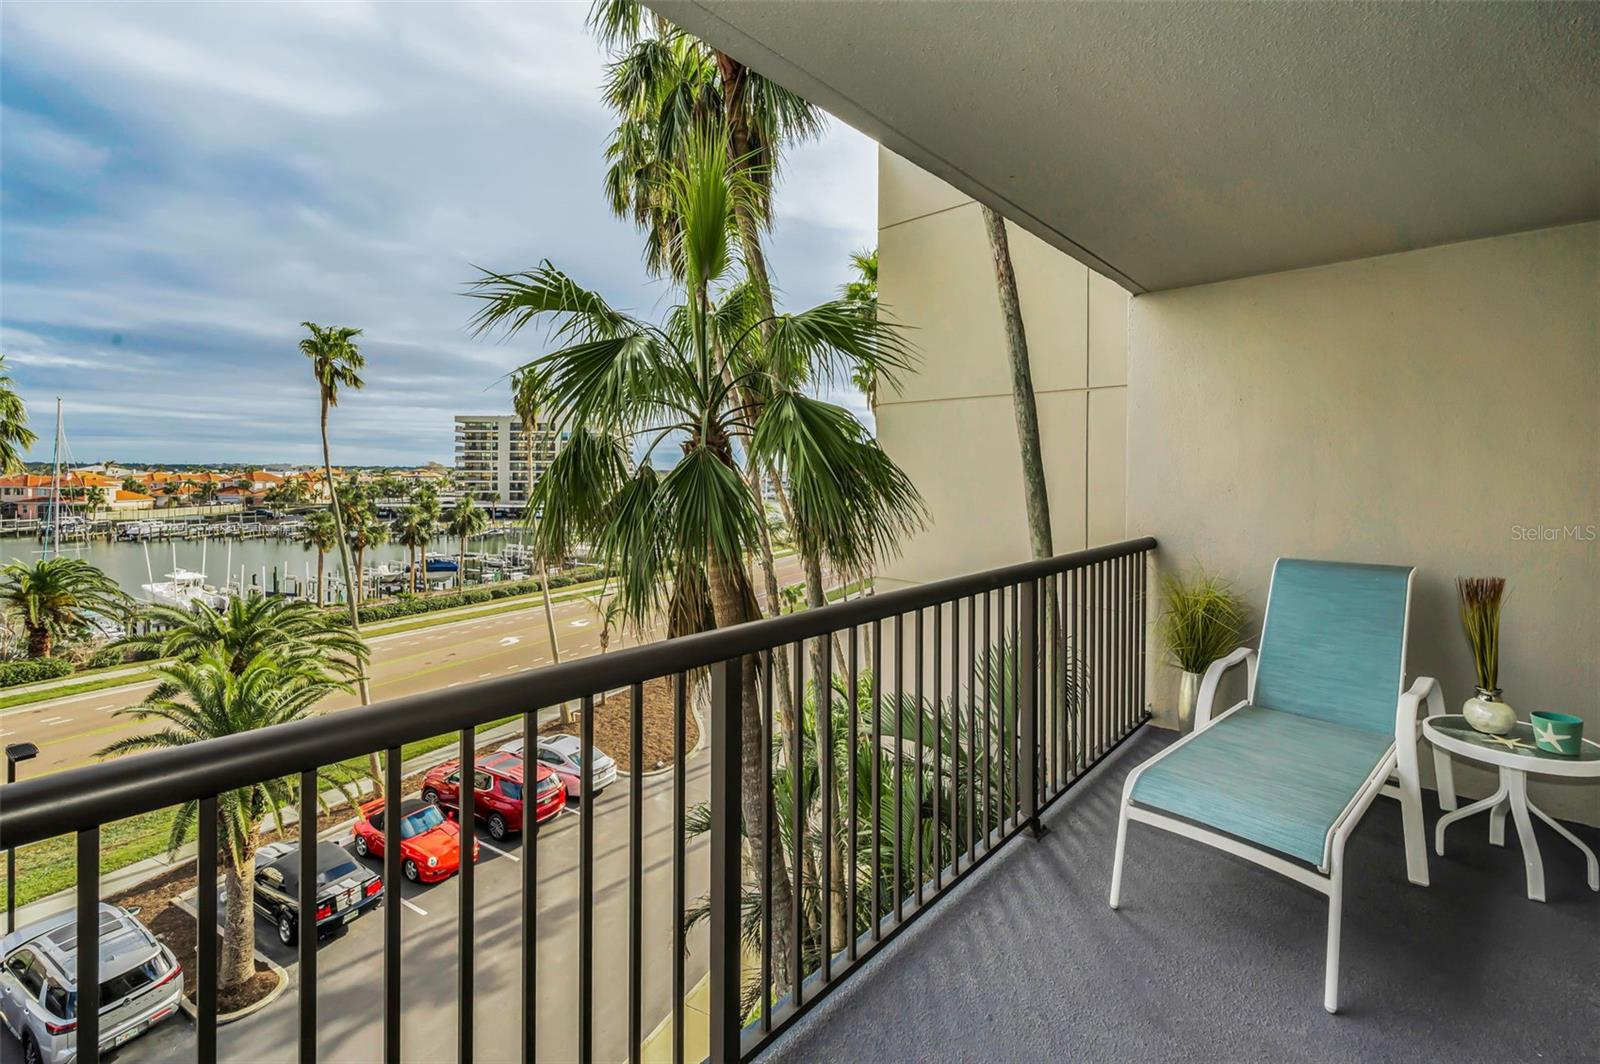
1 1 877 467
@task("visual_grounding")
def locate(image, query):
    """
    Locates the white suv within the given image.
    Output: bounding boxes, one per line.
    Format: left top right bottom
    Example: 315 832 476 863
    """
0 903 183 1064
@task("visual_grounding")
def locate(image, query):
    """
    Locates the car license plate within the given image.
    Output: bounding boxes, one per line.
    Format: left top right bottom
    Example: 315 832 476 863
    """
344 909 360 924
113 1020 145 1047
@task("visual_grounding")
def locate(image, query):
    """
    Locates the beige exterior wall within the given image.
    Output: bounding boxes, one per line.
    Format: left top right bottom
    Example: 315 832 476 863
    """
875 148 1129 591
1127 222 1599 824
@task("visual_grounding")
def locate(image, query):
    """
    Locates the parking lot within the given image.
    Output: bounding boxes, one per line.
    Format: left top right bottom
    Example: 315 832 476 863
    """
5 749 712 1064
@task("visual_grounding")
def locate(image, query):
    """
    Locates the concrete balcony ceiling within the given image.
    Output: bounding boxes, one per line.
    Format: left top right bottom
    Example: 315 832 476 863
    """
651 1 1599 292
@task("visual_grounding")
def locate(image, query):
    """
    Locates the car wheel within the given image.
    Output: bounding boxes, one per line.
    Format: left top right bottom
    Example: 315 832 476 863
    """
23 1034 42 1064
403 859 420 882
422 787 440 805
488 814 508 840
354 835 369 857
278 913 297 946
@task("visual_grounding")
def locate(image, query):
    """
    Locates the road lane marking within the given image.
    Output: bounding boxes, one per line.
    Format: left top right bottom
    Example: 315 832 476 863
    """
498 636 521 647
40 716 72 726
447 681 463 688
94 704 119 713
478 672 492 679
478 839 518 862
400 898 428 916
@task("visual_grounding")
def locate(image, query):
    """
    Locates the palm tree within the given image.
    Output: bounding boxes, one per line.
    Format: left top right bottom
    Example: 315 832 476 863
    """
0 557 127 658
980 208 1053 561
125 594 368 683
445 496 489 589
83 485 108 512
842 249 880 411
590 0 822 328
468 133 922 989
300 510 339 605
391 506 433 594
346 505 387 606
101 652 356 989
685 650 1027 1014
121 476 144 495
0 354 37 474
511 375 573 726
300 321 381 786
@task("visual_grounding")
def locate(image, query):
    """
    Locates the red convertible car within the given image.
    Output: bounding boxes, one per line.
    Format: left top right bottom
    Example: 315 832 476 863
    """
351 797 480 883
420 750 565 839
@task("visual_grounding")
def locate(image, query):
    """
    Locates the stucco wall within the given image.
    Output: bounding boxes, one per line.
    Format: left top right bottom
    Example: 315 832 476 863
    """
1127 222 1599 824
875 148 1129 590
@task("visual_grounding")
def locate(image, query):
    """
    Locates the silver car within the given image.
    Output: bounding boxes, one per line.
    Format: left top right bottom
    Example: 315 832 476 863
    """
0 904 184 1064
500 733 619 798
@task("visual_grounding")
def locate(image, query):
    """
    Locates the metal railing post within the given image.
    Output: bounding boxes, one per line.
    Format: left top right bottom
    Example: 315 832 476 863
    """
708 656 743 1064
1019 579 1044 838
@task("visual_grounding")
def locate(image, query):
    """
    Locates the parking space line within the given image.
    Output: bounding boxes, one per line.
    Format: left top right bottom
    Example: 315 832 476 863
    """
401 898 428 916
478 839 518 862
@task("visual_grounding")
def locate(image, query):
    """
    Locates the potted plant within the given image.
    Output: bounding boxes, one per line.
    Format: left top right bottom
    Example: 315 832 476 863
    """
1457 576 1515 734
1157 570 1247 733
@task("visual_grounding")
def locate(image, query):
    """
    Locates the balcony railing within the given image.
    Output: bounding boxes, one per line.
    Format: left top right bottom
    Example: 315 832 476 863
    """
0 537 1153 1063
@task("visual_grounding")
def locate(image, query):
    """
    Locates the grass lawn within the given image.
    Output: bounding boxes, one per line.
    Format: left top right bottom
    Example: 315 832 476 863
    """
0 671 157 711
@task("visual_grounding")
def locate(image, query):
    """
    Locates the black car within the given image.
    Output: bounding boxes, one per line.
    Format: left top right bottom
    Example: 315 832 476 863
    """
253 841 383 946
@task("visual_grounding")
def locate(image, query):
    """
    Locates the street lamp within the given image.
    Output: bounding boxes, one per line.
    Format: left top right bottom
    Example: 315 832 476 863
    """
5 742 39 933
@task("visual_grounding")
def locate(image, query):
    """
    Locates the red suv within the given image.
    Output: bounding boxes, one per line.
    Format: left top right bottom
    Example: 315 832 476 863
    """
421 751 565 840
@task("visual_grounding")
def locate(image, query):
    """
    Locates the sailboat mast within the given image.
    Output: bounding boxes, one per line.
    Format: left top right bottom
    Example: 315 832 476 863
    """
48 397 62 559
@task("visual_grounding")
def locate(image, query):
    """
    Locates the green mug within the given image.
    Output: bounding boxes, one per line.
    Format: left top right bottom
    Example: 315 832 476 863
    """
1530 711 1584 756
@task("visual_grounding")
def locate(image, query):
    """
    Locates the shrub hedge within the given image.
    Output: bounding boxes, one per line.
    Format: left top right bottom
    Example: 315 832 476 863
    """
0 658 75 688
356 566 605 624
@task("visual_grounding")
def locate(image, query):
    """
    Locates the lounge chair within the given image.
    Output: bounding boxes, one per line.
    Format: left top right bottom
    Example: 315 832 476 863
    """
1109 558 1441 1013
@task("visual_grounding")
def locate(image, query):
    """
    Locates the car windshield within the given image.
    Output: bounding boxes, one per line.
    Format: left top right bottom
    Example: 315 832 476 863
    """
401 806 445 839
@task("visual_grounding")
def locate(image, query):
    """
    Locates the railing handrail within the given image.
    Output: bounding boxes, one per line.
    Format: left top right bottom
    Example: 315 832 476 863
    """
0 537 1154 850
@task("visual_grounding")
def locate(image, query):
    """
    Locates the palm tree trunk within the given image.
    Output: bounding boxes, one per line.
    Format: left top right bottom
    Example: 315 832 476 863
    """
354 545 366 605
459 536 467 591
707 551 795 991
315 551 325 607
745 460 797 744
769 473 839 680
980 206 1053 559
319 399 381 788
221 852 256 989
26 624 50 659
539 559 571 726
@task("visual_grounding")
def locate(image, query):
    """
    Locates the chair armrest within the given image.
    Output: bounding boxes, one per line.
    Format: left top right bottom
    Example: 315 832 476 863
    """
1395 675 1444 739
1196 646 1257 730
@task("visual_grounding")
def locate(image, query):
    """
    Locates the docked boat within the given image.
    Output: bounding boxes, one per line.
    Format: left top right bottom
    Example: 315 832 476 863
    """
142 569 230 610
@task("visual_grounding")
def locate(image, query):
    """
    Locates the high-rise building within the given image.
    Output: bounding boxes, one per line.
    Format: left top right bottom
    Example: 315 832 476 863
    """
453 414 564 506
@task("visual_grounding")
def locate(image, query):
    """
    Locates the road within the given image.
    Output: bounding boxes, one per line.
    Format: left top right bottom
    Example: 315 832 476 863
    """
0 554 811 778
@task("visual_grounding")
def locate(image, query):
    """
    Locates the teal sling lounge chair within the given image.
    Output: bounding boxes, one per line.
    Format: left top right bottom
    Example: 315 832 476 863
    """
1109 559 1443 1013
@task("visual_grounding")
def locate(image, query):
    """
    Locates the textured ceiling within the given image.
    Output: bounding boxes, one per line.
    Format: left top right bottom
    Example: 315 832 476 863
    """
652 1 1600 292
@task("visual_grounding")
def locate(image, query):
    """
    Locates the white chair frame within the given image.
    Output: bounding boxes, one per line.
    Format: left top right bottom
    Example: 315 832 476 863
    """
1108 568 1442 1013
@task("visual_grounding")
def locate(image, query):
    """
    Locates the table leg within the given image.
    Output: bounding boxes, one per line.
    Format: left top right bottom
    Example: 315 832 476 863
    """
1434 776 1510 857
1528 801 1600 892
1505 770 1545 902
1490 798 1507 847
1432 748 1458 812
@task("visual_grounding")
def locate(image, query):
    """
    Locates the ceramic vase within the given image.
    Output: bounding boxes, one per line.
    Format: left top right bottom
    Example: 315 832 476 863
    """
1177 669 1202 734
1463 687 1516 735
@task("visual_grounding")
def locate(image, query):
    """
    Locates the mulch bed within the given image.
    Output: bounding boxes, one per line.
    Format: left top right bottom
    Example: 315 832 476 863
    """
542 675 699 772
110 862 277 1012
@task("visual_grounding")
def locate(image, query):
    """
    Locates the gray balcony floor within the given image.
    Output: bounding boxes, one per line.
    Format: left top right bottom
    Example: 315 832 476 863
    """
756 727 1600 1064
